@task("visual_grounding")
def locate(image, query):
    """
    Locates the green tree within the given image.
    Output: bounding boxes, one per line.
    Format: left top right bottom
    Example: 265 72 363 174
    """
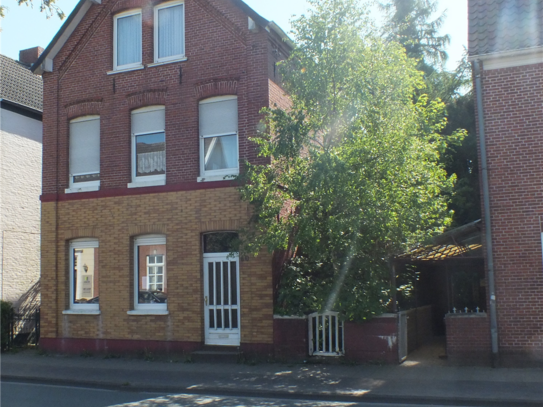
380 0 480 226
237 0 462 320
0 0 64 19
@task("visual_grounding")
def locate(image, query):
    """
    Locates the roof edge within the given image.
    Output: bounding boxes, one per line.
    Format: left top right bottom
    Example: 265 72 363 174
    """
31 0 293 74
31 0 91 74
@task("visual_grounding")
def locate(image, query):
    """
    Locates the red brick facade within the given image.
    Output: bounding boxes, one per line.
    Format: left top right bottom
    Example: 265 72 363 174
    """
479 62 543 364
445 314 491 365
39 0 291 353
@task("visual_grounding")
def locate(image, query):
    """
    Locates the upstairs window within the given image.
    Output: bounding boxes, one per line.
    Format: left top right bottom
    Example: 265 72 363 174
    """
114 10 142 70
129 106 166 187
199 96 239 180
68 116 100 192
154 1 185 63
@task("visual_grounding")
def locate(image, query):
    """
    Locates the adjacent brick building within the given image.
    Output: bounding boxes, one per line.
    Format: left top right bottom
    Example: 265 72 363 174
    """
32 0 291 355
468 0 543 365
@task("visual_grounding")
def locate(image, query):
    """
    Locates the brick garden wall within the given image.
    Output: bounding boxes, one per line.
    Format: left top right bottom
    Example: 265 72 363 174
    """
480 62 543 364
344 315 399 364
445 313 491 365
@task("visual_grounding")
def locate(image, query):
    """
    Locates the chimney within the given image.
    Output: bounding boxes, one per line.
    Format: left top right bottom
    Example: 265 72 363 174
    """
19 46 44 67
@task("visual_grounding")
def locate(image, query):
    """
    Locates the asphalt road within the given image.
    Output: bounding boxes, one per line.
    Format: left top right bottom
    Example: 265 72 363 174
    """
1 381 481 407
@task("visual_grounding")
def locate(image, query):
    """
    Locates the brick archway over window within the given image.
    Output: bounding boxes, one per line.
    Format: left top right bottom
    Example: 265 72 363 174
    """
65 99 103 120
127 89 168 110
194 78 239 101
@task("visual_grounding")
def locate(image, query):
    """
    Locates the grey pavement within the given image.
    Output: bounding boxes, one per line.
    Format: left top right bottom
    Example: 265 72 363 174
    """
1 349 543 406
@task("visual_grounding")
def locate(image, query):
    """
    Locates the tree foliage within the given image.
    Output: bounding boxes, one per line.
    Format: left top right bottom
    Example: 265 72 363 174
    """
380 0 480 227
237 0 462 320
0 0 65 20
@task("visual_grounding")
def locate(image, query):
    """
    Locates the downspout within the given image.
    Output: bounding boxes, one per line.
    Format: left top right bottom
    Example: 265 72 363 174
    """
473 60 499 366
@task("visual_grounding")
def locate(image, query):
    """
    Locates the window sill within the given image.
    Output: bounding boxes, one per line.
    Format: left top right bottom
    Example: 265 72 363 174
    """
65 185 100 194
147 57 187 68
197 174 238 182
63 310 101 315
127 310 169 315
127 179 166 188
107 65 145 75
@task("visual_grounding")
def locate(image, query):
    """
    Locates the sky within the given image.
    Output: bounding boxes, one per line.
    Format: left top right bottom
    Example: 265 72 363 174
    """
0 0 467 71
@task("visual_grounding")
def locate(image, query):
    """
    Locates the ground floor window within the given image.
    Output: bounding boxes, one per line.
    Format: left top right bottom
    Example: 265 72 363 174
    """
69 239 99 311
134 235 167 311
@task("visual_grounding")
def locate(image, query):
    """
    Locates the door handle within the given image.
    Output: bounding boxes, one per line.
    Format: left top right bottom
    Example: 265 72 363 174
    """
205 296 208 306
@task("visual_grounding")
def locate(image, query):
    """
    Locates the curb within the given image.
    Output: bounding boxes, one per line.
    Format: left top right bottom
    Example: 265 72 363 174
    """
3 374 543 407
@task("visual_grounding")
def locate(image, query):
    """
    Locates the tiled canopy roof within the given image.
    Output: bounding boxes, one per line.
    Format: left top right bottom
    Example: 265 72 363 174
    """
469 0 543 56
0 54 43 112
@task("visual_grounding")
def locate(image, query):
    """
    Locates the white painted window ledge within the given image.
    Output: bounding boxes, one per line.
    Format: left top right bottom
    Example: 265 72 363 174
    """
63 310 101 315
127 179 166 188
107 65 145 75
147 57 187 68
197 174 238 182
65 185 100 194
127 310 169 316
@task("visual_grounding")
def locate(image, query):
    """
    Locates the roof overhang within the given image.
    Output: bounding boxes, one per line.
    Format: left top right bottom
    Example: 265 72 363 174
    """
31 0 292 75
468 46 543 71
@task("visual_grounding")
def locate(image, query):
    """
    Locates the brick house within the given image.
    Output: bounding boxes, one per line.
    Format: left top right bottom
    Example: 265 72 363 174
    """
1 49 43 314
466 0 543 366
32 0 292 355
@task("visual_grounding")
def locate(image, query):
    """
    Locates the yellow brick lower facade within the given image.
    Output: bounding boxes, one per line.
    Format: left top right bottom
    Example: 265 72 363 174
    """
40 187 273 350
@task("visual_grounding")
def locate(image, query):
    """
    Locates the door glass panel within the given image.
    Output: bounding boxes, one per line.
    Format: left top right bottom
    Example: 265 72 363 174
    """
224 308 230 328
203 233 238 253
209 309 215 328
223 262 229 305
231 309 238 328
215 262 222 305
230 262 237 305
216 308 222 328
208 263 214 305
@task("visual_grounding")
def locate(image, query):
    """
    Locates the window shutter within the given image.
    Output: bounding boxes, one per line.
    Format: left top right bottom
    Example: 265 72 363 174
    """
158 4 184 59
199 98 238 137
132 107 165 134
70 117 100 176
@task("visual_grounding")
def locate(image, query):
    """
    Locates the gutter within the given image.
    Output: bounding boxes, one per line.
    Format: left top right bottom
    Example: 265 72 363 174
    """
473 60 499 366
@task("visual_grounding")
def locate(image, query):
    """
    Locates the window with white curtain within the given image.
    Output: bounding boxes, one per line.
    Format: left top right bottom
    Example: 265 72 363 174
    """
114 10 142 70
130 106 166 187
199 96 239 180
68 116 100 192
154 1 185 63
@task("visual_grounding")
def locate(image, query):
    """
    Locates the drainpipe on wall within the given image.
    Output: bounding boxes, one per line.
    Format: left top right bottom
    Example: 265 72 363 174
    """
473 60 499 366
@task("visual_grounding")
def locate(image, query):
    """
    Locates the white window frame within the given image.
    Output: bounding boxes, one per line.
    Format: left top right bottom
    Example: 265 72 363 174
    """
131 235 168 314
65 239 100 314
113 9 143 71
199 96 239 181
153 1 185 64
129 106 166 188
66 116 100 194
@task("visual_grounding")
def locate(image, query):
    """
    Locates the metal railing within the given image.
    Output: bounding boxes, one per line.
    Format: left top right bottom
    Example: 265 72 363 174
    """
5 309 40 350
308 311 344 356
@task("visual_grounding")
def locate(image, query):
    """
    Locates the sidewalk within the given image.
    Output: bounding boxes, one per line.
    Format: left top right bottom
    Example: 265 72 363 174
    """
2 349 543 406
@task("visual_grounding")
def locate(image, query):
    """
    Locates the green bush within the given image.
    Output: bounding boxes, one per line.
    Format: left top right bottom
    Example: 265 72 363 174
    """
1 300 14 351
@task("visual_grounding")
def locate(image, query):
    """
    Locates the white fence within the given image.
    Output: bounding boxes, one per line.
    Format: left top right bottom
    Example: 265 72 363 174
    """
308 311 344 356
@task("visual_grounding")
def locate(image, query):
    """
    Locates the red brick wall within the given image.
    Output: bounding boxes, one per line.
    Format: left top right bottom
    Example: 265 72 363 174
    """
344 316 399 364
42 0 283 195
273 317 307 360
480 62 543 363
445 314 491 364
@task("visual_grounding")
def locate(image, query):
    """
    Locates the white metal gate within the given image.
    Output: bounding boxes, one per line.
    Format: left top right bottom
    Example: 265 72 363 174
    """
203 253 240 346
308 311 344 356
398 312 408 362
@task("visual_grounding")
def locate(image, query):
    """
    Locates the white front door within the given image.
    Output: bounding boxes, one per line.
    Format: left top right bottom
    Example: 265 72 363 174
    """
203 253 240 346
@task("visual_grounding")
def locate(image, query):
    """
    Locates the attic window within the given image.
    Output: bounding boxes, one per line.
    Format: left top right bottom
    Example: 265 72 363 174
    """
114 10 142 70
154 1 185 63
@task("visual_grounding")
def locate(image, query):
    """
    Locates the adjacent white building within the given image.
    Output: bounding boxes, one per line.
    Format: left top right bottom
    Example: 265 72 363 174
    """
0 50 43 311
